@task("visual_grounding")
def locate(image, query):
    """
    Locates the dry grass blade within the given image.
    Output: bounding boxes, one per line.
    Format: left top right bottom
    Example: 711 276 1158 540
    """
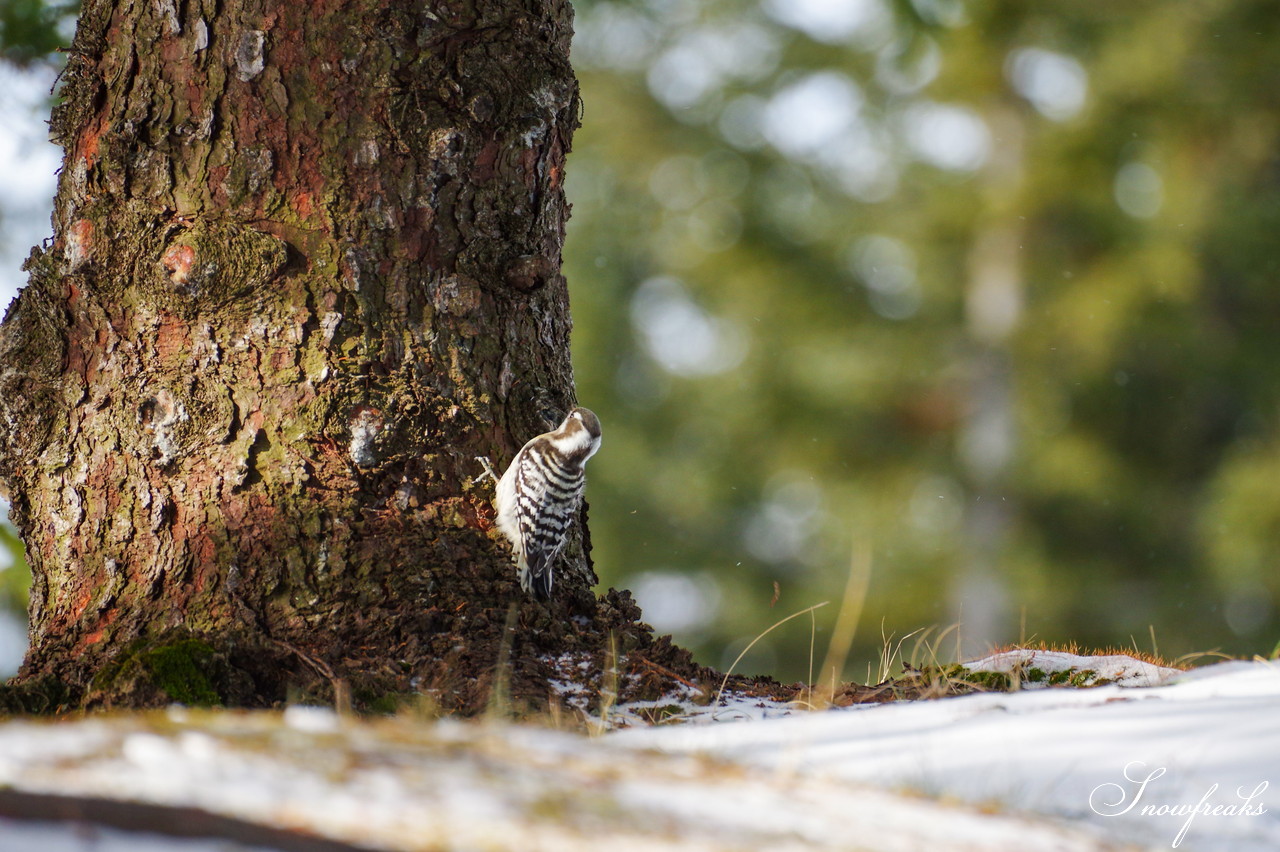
815 538 872 707
714 602 830 709
485 603 519 720
589 632 620 736
876 623 926 684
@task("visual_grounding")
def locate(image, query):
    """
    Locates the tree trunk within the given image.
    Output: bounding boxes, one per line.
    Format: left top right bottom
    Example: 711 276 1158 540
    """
0 0 692 712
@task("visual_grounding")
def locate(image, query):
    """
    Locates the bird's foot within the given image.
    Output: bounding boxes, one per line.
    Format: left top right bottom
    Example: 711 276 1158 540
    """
474 456 499 486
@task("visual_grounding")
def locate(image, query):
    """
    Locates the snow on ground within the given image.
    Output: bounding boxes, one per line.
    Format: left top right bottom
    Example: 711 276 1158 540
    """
545 649 797 728
962 649 1184 688
617 656 1280 851
0 653 1276 851
0 705 1115 852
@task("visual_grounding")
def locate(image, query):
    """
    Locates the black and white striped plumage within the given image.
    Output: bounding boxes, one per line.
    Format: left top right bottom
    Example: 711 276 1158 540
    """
494 407 602 598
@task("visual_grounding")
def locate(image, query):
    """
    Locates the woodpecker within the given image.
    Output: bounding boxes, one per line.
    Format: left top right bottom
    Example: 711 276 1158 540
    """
487 407 601 598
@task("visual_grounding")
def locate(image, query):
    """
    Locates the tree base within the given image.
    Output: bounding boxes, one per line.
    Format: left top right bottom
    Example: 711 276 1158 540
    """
4 588 729 717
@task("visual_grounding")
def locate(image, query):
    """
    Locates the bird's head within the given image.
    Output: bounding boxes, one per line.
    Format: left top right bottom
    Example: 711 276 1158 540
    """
554 407 602 462
567 407 601 440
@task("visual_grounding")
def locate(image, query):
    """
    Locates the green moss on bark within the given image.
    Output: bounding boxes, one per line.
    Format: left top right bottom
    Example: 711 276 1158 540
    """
139 639 222 706
87 634 259 708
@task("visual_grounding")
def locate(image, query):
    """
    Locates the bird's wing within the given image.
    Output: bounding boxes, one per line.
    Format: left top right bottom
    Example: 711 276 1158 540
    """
514 450 577 595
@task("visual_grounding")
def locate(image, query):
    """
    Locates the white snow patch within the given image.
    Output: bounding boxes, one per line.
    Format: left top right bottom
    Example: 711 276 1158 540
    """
618 657 1280 852
612 684 799 728
962 648 1182 688
0 711 1116 852
283 705 340 734
543 650 798 729
4 654 1276 850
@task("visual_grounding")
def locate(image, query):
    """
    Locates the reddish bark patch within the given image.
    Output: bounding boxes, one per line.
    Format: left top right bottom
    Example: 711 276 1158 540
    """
64 319 91 380
66 572 103 624
161 244 196 285
183 77 206 118
471 140 499 182
155 315 191 361
92 454 119 513
209 165 231 207
291 190 314 219
401 207 437 262
221 486 274 530
189 531 218 595
518 147 540 189
269 347 293 373
78 608 120 650
66 219 94 269
79 114 108 168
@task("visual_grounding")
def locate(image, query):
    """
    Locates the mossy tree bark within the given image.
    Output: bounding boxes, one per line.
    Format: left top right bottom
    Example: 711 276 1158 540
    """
0 0 689 712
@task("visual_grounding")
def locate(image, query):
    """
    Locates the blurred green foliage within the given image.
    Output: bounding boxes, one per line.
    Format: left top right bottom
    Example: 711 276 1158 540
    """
0 0 76 66
565 0 1280 679
0 523 29 613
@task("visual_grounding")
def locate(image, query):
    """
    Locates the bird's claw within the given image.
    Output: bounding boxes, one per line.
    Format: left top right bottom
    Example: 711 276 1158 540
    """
474 456 499 486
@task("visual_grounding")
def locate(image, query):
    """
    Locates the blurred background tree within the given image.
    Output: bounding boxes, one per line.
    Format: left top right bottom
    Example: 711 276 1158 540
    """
564 0 1280 679
1 0 1277 682
0 1 75 66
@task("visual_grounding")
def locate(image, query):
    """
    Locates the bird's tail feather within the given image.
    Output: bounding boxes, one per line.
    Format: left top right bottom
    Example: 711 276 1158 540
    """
529 569 553 600
517 559 554 600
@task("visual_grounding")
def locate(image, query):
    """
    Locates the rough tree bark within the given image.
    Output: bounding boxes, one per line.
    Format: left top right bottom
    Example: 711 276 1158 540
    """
0 0 701 712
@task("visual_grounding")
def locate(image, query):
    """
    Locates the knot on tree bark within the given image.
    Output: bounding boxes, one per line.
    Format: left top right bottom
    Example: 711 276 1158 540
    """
154 221 290 309
503 254 556 293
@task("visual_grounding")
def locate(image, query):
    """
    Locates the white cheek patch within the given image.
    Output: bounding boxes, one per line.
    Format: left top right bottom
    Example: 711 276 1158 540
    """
550 431 590 455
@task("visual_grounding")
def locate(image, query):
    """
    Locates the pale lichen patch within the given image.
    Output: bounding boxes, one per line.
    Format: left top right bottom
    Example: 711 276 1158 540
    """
318 312 342 346
235 31 266 82
139 389 191 467
355 139 380 165
348 406 384 468
154 0 180 36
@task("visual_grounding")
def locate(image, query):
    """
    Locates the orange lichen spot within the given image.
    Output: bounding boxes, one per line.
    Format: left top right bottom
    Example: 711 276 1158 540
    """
79 115 108 167
68 582 95 621
162 243 197 285
78 607 120 649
